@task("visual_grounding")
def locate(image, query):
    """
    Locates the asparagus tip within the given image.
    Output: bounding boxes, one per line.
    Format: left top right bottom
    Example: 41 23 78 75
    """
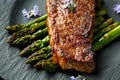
19 53 24 57
5 26 11 30
6 39 12 43
25 59 30 64
33 64 38 68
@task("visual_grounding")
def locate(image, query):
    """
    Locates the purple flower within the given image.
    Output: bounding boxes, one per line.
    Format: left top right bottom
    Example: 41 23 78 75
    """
70 75 87 80
63 0 76 10
21 5 41 19
113 4 120 14
33 5 41 16
21 9 28 17
22 9 31 19
70 76 77 80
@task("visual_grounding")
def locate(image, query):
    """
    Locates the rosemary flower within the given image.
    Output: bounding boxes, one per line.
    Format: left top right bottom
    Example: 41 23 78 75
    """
113 4 120 14
21 5 41 19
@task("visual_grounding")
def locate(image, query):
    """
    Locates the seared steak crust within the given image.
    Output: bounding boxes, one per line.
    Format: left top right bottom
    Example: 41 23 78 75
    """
46 0 95 73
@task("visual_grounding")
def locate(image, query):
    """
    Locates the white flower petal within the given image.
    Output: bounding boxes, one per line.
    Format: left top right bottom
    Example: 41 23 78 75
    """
22 5 41 19
22 9 28 17
113 4 120 14
26 14 30 19
70 76 77 80
22 9 27 14
34 5 39 11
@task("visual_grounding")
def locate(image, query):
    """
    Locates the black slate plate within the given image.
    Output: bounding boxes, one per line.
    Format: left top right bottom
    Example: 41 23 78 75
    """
1 0 120 80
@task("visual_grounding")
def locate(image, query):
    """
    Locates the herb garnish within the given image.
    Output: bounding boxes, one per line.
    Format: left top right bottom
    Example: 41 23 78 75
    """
63 0 76 12
113 4 120 14
21 5 41 19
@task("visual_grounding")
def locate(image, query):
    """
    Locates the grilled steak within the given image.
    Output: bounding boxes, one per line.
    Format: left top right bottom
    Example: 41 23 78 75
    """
46 0 96 73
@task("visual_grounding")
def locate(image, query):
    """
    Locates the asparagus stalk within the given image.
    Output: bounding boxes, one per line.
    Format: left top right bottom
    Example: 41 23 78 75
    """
29 24 120 71
95 16 105 27
6 24 23 33
28 46 51 58
92 25 120 51
34 57 58 72
32 24 120 72
7 20 46 43
24 22 120 57
94 18 113 33
96 8 107 17
19 36 49 57
25 52 52 64
12 27 48 45
17 21 120 72
93 22 120 41
7 14 107 44
31 14 47 23
7 17 108 44
6 14 47 32
31 27 48 39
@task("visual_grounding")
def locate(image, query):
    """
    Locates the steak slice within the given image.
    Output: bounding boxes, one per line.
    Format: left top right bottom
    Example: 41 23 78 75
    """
46 0 96 73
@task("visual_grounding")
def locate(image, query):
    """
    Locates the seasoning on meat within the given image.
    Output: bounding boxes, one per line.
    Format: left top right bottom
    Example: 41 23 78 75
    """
46 0 96 73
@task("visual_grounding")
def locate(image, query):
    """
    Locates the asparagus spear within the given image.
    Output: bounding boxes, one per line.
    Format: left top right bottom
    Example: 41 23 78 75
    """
33 24 120 72
25 52 52 64
6 14 47 32
6 24 24 33
7 20 46 43
96 8 107 17
12 17 105 45
26 22 120 60
93 22 120 41
32 24 120 72
28 46 51 58
95 16 105 27
12 27 48 45
94 18 113 33
19 36 49 57
32 14 47 23
34 57 58 72
12 35 32 46
92 25 120 51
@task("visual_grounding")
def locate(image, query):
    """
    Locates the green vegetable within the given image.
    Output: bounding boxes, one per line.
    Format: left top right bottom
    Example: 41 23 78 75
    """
93 22 120 41
19 36 49 56
94 18 113 33
92 25 120 51
7 20 46 43
69 0 76 12
5 14 47 33
25 52 52 64
28 46 51 58
96 8 107 17
34 57 59 72
12 27 48 45
95 16 105 27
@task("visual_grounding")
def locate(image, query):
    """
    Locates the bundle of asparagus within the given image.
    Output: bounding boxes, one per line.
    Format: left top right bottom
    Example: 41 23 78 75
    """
12 27 48 46
19 36 50 56
6 14 47 33
7 20 46 43
5 1 120 72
